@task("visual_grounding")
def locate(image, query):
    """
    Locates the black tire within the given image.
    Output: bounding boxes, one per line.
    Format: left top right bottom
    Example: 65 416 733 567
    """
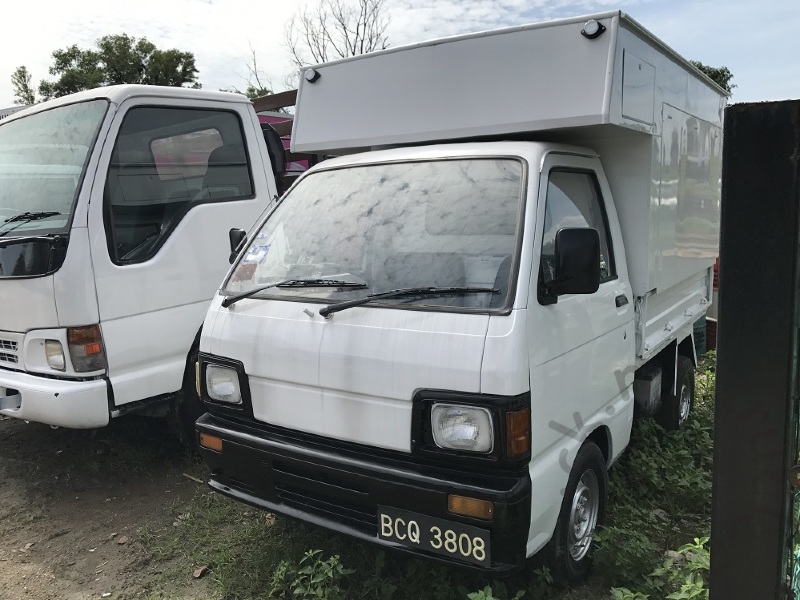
657 355 695 431
544 441 607 584
168 348 205 449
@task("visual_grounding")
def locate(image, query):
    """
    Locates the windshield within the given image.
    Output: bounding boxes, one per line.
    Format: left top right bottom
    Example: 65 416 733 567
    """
0 100 108 236
225 157 524 312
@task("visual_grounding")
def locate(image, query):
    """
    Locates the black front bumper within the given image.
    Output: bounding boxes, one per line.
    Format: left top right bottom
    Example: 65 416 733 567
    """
196 413 531 571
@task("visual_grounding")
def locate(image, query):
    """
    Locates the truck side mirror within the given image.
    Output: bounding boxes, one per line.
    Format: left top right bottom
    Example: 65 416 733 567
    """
229 228 247 264
541 228 601 302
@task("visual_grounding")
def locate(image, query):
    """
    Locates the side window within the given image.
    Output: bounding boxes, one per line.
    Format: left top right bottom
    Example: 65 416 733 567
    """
104 107 253 264
541 170 616 285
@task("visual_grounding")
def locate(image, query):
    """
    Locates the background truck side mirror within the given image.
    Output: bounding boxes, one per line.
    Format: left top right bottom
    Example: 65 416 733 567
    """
229 228 247 264
260 123 287 191
542 228 601 301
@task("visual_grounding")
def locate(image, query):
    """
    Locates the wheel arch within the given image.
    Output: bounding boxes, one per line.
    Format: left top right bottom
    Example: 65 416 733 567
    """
586 425 612 468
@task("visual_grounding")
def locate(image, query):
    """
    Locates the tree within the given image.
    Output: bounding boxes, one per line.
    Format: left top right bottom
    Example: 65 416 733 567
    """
690 61 735 95
284 0 389 69
11 66 37 105
34 34 200 100
224 47 274 100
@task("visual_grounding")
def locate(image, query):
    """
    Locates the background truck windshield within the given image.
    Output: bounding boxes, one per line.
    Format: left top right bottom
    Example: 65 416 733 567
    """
225 157 524 312
0 100 108 236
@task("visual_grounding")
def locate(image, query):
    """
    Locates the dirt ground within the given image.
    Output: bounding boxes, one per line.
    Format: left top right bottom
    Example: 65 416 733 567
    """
0 414 211 600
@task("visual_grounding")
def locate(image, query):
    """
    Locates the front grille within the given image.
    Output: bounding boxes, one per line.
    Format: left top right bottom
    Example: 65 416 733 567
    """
275 483 377 531
0 333 22 368
271 458 377 532
0 352 18 364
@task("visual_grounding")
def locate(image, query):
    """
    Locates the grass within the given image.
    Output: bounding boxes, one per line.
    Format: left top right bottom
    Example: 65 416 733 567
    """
139 354 716 600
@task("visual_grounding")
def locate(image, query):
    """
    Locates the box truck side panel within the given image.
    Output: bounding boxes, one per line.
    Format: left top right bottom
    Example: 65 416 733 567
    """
292 15 617 153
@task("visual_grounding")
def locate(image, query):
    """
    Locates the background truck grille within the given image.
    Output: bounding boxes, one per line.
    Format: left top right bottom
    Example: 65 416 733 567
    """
0 333 22 369
0 352 18 364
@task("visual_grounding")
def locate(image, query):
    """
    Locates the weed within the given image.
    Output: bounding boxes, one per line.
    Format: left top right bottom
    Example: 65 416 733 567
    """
268 549 354 599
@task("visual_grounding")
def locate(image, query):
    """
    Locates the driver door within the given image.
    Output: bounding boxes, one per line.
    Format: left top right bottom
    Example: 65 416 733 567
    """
88 97 272 407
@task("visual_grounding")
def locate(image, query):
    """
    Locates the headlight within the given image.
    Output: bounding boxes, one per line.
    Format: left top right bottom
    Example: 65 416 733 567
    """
44 340 66 371
431 404 493 453
205 365 242 405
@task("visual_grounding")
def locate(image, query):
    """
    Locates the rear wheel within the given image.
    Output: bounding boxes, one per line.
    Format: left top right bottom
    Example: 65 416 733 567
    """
544 441 607 583
657 355 695 431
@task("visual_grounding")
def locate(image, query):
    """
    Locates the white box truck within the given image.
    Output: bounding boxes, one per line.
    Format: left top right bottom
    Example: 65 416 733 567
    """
195 11 724 580
0 85 292 441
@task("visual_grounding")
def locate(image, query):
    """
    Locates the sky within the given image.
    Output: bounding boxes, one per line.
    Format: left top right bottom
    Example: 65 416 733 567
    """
0 0 798 107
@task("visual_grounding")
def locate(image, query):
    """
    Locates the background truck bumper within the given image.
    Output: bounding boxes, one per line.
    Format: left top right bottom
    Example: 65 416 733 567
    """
197 413 532 572
0 369 109 428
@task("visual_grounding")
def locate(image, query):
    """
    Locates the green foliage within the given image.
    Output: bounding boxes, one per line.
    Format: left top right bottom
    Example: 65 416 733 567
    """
610 537 710 600
268 549 354 599
26 33 199 101
11 66 37 105
467 585 525 600
594 355 714 588
690 61 735 95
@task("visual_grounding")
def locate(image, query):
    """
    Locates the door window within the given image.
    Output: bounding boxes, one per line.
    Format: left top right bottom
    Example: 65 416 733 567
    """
104 107 253 264
541 170 616 285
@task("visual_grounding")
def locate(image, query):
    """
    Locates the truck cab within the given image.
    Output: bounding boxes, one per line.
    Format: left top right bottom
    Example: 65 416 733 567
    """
195 11 724 580
0 85 279 432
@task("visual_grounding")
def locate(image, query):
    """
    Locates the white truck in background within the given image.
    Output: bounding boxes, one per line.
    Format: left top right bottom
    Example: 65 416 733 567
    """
0 85 294 441
195 11 724 579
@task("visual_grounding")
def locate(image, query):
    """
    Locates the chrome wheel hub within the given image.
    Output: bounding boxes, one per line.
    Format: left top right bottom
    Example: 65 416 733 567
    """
678 383 691 423
568 470 600 561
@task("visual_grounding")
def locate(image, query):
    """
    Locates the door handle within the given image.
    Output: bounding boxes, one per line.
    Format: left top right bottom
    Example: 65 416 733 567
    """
615 294 629 308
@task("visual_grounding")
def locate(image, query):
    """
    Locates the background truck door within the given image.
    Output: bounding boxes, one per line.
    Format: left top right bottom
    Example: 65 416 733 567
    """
88 98 272 406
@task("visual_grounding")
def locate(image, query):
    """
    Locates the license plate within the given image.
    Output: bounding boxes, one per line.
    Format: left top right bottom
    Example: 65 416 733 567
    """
377 505 491 566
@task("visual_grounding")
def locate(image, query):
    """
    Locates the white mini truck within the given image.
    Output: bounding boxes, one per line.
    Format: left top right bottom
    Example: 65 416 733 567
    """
196 11 724 579
0 86 288 439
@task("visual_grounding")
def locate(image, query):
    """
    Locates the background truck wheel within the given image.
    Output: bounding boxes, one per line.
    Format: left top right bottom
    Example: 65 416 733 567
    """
657 355 695 431
168 349 204 449
544 441 607 584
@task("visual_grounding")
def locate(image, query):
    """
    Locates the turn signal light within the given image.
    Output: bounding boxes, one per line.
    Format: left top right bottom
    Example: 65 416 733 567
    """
67 325 106 372
199 433 223 452
448 495 494 520
506 407 531 458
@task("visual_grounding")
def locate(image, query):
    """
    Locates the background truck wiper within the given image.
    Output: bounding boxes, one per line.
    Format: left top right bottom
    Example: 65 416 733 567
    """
0 212 63 237
3 211 62 224
222 278 368 308
0 233 65 247
319 286 498 318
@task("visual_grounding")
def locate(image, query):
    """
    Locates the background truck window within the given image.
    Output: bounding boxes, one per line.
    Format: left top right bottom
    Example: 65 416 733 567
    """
104 107 253 264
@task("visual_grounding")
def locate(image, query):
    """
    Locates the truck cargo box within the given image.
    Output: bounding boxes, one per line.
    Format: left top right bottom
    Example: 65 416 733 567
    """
291 11 726 358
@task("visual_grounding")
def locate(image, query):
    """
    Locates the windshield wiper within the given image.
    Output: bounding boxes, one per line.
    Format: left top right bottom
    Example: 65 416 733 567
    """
319 286 498 318
0 212 63 237
3 211 62 224
0 233 65 247
222 278 368 308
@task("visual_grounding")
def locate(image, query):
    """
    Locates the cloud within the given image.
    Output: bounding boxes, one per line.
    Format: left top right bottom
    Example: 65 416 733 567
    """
0 0 797 107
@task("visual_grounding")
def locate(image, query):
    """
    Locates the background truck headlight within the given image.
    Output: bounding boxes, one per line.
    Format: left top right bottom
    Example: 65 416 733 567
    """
431 404 494 453
205 365 242 405
44 340 66 371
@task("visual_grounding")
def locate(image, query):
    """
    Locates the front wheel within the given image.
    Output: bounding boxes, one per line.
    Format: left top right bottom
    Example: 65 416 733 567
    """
657 355 695 431
544 441 607 583
167 349 205 449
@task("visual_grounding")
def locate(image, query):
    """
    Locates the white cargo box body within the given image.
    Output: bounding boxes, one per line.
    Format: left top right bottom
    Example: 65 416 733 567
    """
292 11 725 359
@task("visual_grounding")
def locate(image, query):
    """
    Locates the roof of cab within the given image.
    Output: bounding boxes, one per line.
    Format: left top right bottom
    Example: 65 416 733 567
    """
2 85 251 123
